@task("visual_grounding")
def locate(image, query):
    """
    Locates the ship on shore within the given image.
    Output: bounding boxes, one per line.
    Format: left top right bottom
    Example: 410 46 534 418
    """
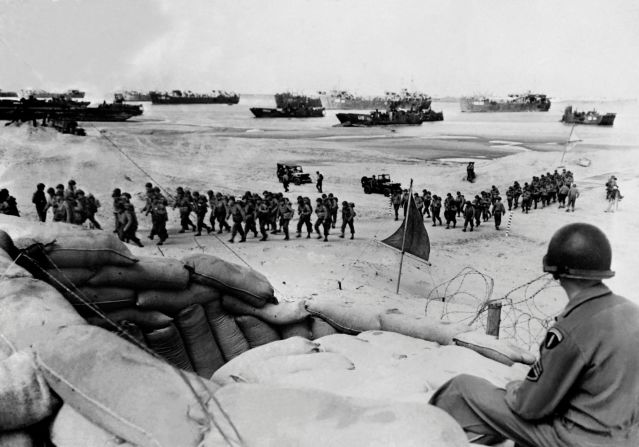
460 92 550 112
150 90 239 105
251 93 325 118
318 88 433 110
0 90 18 98
114 91 152 102
20 89 86 99
336 96 443 126
560 106 615 126
0 97 142 122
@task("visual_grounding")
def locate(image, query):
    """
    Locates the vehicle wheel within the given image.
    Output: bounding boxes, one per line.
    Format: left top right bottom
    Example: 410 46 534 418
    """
294 178 301 185
383 188 391 197
361 176 368 186
364 186 372 194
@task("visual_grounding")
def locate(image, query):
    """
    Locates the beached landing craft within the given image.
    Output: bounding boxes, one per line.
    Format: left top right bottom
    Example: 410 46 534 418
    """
150 89 240 105
251 93 325 118
0 97 142 122
0 89 18 98
20 88 86 99
560 106 616 126
318 90 387 110
460 92 551 112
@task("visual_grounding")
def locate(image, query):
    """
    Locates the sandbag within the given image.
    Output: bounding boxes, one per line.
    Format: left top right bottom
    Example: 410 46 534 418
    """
137 283 221 315
304 297 382 334
0 350 60 430
183 253 275 308
0 229 20 259
0 431 34 447
51 404 135 447
231 352 355 383
87 308 173 331
279 319 312 340
88 256 189 290
0 278 85 350
143 324 194 372
380 311 472 345
222 295 309 325
453 330 536 366
204 384 468 447
310 316 339 339
212 337 319 386
0 248 32 279
44 233 138 268
176 305 225 378
62 286 137 312
203 299 249 362
35 325 220 447
41 267 96 290
235 315 280 348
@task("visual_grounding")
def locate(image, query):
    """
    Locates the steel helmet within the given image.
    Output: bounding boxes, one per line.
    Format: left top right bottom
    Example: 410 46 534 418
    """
543 223 615 280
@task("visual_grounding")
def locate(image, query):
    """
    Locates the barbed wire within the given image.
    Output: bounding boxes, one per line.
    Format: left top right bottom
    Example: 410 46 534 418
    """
424 267 561 350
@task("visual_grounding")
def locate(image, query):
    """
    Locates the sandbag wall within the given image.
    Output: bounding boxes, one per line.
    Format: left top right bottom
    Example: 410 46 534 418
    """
14 232 331 379
12 229 534 379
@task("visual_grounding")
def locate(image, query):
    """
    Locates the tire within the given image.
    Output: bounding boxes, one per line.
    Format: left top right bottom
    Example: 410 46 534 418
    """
363 186 372 194
361 176 368 187
383 188 391 197
293 178 301 185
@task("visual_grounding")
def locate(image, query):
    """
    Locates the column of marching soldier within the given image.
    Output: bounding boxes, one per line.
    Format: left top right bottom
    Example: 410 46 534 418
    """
390 168 583 232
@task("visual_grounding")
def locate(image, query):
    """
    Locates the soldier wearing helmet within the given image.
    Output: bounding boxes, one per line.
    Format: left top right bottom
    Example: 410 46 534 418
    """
431 223 639 446
339 200 356 239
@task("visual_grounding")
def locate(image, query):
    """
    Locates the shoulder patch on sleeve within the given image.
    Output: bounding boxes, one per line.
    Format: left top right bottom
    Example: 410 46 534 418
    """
526 359 543 382
544 327 564 350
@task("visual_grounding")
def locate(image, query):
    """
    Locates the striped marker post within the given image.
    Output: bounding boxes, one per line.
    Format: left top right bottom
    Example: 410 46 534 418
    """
505 211 514 237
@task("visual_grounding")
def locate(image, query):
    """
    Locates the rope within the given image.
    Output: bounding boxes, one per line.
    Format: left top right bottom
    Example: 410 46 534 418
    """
5 250 242 446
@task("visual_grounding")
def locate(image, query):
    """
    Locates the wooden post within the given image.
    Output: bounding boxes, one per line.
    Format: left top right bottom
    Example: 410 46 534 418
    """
396 179 413 294
486 302 502 338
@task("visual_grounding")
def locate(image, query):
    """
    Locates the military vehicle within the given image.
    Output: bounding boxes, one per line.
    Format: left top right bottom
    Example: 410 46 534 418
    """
277 163 313 185
361 174 402 196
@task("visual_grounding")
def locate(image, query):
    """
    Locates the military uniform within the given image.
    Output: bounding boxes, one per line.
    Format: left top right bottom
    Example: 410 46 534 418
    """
430 283 639 446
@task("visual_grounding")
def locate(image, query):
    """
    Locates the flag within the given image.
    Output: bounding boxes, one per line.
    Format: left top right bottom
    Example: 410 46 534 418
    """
381 194 431 262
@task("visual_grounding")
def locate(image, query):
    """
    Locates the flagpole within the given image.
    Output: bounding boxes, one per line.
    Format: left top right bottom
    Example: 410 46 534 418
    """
396 179 413 294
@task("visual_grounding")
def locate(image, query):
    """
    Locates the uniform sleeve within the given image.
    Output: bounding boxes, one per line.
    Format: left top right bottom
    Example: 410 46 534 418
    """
505 329 586 420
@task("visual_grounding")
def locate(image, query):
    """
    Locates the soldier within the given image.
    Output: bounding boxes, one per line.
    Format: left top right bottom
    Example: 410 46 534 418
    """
279 197 294 240
316 171 324 193
505 186 514 211
152 199 169 245
340 201 356 239
430 223 639 447
321 198 333 242
605 186 622 213
282 170 290 192
314 198 327 240
0 189 19 217
540 184 549 208
532 185 541 210
490 185 500 205
513 181 522 209
566 183 580 212
257 198 270 241
558 182 570 209
84 194 102 230
430 195 443 227
480 192 491 222
207 190 217 232
194 195 212 236
174 189 192 233
461 200 474 232
296 196 313 238
122 203 144 247
32 183 47 222
521 189 532 214
228 197 246 243
455 191 464 217
73 190 88 226
414 193 424 218
472 195 482 228
422 190 432 218
328 193 339 228
444 193 457 229
492 197 506 230
214 194 231 233
401 189 410 217
391 191 402 221
141 182 154 215
244 198 259 238
43 187 56 221
269 195 280 234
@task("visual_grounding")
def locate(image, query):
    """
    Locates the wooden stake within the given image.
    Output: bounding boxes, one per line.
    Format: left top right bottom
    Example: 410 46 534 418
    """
396 179 413 294
486 302 502 338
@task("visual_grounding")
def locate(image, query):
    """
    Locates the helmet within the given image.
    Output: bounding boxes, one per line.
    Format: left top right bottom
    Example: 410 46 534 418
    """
543 223 615 280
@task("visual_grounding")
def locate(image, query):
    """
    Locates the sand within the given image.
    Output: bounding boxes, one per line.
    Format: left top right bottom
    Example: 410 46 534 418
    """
0 122 638 352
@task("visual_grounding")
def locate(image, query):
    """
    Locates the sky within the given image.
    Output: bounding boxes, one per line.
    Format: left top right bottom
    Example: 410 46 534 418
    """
0 0 638 99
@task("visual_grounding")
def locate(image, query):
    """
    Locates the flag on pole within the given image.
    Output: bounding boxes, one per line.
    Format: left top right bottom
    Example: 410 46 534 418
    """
381 193 431 262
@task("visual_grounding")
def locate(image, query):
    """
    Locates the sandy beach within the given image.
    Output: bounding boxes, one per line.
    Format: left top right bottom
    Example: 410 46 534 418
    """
1 104 637 352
